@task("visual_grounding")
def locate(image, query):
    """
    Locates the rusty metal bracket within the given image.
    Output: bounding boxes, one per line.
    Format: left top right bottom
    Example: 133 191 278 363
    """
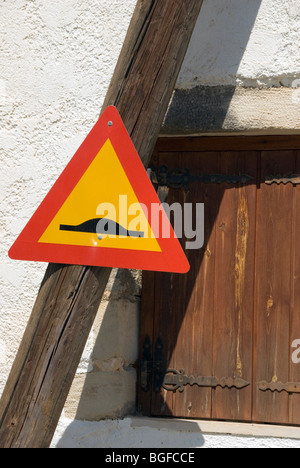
265 174 300 185
140 336 166 393
258 381 300 394
162 369 250 393
140 336 250 394
150 166 254 191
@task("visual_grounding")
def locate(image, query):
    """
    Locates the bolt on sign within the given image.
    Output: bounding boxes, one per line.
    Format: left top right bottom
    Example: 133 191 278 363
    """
9 106 189 273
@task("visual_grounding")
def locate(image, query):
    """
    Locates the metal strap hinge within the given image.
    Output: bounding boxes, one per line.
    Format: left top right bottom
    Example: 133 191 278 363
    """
140 336 250 394
265 174 300 185
149 166 254 191
162 369 250 393
149 166 300 190
258 381 300 394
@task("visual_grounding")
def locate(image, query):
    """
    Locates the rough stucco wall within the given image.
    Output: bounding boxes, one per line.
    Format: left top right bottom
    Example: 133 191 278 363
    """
163 0 300 135
177 0 300 89
1 0 300 449
0 0 137 394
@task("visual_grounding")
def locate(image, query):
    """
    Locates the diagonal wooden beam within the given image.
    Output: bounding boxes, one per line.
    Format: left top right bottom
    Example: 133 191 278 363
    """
0 0 204 448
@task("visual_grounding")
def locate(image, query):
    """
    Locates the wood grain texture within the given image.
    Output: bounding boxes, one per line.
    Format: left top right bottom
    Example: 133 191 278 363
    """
252 151 295 424
212 151 257 422
290 151 300 424
103 0 204 165
157 135 300 153
0 0 204 448
139 136 300 426
0 264 111 447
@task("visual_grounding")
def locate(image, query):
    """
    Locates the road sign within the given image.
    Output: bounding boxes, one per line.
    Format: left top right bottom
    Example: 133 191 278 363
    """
9 106 190 273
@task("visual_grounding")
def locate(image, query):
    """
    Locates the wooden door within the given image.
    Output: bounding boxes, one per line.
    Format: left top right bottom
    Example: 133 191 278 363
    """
138 136 300 425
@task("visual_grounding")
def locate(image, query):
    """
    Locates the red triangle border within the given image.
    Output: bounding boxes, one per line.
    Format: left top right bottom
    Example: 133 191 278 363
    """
8 107 190 274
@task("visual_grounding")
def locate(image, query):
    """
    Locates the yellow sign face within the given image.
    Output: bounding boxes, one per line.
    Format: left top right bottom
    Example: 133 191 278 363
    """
39 139 161 252
9 106 189 273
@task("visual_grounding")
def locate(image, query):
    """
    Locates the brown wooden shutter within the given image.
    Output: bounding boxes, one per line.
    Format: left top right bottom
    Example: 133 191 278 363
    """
138 136 300 426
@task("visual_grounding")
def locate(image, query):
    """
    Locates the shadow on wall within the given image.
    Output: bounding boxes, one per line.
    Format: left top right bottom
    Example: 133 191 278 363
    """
70 269 142 422
53 417 205 449
56 270 205 447
162 0 263 134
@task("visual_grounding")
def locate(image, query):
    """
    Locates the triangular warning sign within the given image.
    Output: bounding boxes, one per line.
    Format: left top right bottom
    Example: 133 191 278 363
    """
9 106 190 273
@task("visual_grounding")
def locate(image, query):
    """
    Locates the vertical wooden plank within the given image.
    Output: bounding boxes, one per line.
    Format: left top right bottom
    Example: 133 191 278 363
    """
290 150 300 424
138 147 159 416
103 1 205 167
253 151 294 424
212 151 257 422
138 270 156 416
150 150 219 418
150 151 187 416
171 151 219 419
151 272 177 416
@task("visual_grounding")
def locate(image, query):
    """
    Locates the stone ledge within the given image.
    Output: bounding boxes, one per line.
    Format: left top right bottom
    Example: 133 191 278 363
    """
162 86 300 135
131 416 300 440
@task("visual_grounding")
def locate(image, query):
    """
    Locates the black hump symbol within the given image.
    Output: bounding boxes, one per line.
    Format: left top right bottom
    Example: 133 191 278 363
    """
59 218 144 238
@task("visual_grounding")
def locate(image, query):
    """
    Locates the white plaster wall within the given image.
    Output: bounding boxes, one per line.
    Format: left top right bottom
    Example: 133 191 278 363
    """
177 0 300 89
0 0 137 394
1 0 300 449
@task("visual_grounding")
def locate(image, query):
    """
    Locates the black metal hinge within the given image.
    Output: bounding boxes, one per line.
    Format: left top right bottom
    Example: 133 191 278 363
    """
140 336 166 393
258 381 300 393
140 336 249 394
149 165 254 191
149 166 300 191
161 369 249 393
264 174 300 185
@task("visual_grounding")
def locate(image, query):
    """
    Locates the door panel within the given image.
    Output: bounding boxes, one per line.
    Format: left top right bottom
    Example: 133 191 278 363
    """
252 151 295 424
151 151 220 419
139 138 300 425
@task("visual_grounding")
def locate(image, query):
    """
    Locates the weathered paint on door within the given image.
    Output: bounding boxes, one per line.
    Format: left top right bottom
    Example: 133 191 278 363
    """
139 136 300 425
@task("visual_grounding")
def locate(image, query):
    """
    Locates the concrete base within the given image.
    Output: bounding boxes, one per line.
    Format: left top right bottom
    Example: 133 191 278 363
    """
64 269 141 421
51 416 300 448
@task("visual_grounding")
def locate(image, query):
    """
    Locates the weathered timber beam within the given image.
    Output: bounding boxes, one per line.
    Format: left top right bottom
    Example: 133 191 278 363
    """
0 0 204 448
